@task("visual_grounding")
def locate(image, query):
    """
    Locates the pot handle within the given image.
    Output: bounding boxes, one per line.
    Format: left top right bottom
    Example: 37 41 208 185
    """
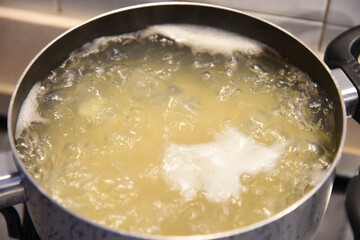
0 150 26 209
324 25 360 123
345 169 360 240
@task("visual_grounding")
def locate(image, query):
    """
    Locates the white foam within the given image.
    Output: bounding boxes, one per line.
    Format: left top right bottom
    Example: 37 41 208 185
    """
142 24 265 56
16 82 46 138
70 36 110 58
72 24 264 59
161 127 286 202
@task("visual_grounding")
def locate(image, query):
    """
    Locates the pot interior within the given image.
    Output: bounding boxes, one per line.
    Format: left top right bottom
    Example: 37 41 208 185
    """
8 2 346 238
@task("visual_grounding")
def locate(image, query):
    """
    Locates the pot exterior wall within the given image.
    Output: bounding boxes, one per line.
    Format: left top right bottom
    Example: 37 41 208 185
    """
23 171 334 240
24 175 122 240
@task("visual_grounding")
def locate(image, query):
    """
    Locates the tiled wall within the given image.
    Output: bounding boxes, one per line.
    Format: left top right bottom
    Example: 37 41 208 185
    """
0 0 358 53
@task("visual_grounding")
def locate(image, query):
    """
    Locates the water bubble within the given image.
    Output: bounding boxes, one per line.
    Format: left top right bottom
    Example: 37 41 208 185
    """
105 64 129 86
249 64 269 76
162 54 174 64
40 89 70 111
216 205 231 222
184 98 202 115
234 88 242 95
278 68 286 76
159 37 174 46
217 84 236 102
193 60 215 69
219 118 233 130
62 142 83 159
227 55 238 68
307 142 325 155
180 202 205 220
109 47 127 61
44 68 79 88
147 34 159 43
105 132 127 148
323 108 329 115
125 107 146 128
225 68 234 77
201 71 211 81
317 155 332 168
126 69 155 99
240 173 253 185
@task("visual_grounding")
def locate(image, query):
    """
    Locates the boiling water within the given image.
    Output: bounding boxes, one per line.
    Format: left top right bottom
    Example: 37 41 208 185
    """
16 24 336 236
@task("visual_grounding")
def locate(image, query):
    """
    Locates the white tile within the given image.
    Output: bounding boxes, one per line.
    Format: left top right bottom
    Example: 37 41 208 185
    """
59 0 168 20
182 0 328 21
320 24 351 53
0 15 69 92
0 0 58 14
58 0 329 22
57 0 323 52
327 0 360 26
250 12 323 52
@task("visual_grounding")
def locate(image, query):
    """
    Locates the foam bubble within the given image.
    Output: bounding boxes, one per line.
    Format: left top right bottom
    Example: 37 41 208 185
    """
142 24 265 57
16 82 47 138
162 127 286 202
70 36 111 58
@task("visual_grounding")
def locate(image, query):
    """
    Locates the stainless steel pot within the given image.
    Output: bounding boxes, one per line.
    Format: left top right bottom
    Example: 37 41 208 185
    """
1 2 360 240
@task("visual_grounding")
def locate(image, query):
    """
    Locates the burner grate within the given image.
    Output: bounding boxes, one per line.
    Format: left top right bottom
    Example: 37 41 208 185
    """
1 205 40 240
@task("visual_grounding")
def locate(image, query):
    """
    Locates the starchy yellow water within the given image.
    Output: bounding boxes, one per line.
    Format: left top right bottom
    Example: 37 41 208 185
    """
15 24 336 236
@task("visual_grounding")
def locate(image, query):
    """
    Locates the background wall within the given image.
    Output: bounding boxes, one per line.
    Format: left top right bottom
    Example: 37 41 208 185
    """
1 0 358 50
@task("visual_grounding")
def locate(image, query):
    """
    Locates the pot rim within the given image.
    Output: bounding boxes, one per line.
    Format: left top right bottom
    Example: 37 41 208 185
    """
7 1 348 239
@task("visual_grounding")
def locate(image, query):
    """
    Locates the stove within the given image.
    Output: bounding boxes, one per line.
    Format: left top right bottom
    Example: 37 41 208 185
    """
0 115 356 240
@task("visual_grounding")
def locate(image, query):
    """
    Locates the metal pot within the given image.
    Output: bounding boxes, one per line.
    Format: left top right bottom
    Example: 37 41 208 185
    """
1 2 360 240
